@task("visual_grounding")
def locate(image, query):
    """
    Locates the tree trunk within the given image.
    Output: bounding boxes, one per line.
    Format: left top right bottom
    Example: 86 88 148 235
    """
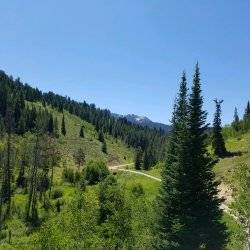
26 135 39 220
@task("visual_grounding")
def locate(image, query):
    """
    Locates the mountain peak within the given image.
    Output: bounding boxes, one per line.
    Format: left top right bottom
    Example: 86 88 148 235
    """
112 113 171 132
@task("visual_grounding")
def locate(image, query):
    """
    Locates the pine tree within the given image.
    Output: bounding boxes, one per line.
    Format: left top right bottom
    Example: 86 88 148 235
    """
17 112 26 135
74 147 85 169
47 114 54 134
26 134 39 223
212 99 227 157
53 117 59 138
0 115 5 136
155 72 190 249
61 114 66 136
79 125 84 138
98 130 104 142
244 101 250 119
1 98 15 217
102 140 107 154
232 107 240 131
135 147 143 170
243 101 250 131
187 64 225 249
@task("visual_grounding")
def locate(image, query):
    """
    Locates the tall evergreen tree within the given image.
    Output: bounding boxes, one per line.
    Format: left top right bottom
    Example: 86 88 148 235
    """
47 114 54 134
53 117 59 138
212 99 227 157
232 107 240 131
187 64 225 249
135 147 143 170
155 72 190 249
73 147 85 169
98 130 105 142
79 125 84 138
1 97 15 217
61 114 66 136
243 101 250 131
0 115 5 136
102 140 107 154
244 101 250 119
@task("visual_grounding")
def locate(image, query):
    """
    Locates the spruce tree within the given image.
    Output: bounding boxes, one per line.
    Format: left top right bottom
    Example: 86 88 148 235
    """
102 140 107 154
187 64 226 249
212 99 227 157
47 114 54 134
0 115 5 136
79 125 84 138
17 113 26 135
98 130 104 142
61 114 66 136
1 98 15 217
232 107 240 131
244 101 250 119
74 147 85 169
155 72 190 249
243 101 250 131
54 117 59 138
135 147 143 170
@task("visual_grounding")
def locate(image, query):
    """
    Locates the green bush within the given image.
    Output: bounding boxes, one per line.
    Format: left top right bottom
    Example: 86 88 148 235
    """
51 188 64 200
84 160 109 185
131 183 145 197
62 168 75 183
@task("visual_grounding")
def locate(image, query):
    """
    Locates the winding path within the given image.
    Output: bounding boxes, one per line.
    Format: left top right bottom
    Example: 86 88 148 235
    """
108 163 241 225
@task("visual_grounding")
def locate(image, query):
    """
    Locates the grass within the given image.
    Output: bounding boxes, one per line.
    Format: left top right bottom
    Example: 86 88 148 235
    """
28 102 135 166
2 102 249 249
214 132 250 189
117 171 160 202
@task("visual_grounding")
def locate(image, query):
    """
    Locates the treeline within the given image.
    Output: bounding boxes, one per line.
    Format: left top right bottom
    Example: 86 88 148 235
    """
232 101 250 132
0 72 59 136
0 70 167 169
223 101 250 138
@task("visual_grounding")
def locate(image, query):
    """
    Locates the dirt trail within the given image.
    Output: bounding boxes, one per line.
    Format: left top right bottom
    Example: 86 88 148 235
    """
109 163 239 224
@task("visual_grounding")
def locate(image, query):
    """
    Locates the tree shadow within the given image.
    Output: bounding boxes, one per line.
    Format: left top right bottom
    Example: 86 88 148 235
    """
222 150 246 158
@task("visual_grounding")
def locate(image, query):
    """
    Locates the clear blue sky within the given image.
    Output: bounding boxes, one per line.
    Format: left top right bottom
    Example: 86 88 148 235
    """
1 1 250 125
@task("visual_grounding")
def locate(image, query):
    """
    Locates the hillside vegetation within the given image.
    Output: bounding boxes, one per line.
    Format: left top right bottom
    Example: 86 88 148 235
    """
0 67 249 249
30 102 134 166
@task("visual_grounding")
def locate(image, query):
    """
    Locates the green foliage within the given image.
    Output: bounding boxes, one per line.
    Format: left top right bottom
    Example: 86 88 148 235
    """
212 99 227 157
61 114 66 136
102 140 107 154
156 67 226 249
231 164 250 247
73 147 85 168
84 161 109 185
99 175 133 249
131 183 145 197
38 192 101 249
135 147 143 170
79 125 84 138
51 188 64 200
62 168 76 184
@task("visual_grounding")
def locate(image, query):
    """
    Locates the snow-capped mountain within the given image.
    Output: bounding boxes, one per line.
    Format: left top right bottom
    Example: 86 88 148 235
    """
112 113 171 132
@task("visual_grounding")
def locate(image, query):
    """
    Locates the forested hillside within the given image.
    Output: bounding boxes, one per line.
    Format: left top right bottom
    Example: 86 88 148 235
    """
0 70 167 170
0 67 249 249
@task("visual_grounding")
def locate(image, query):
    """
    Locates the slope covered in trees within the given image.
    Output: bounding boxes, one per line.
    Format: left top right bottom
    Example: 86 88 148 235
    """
0 70 167 170
0 67 249 249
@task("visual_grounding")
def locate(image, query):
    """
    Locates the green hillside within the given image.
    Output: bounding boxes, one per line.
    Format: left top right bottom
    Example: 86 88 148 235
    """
30 102 135 167
114 132 250 249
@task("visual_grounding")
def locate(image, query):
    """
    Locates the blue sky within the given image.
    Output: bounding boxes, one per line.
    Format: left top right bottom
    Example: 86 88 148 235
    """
1 1 250 125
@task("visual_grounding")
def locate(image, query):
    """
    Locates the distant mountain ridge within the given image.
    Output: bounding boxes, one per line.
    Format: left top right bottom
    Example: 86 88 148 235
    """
112 113 171 132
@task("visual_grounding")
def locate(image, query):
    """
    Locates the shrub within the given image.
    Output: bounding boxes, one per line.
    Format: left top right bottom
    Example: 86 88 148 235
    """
74 171 82 183
51 188 64 200
62 168 75 183
131 183 145 197
84 161 109 185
